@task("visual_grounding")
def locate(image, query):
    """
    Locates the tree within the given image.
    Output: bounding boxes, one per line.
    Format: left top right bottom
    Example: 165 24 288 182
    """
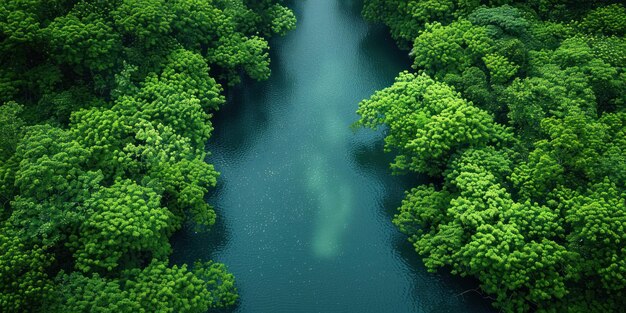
564 179 626 292
359 2 626 311
356 71 511 175
0 103 23 159
72 180 173 273
9 125 102 246
45 11 121 73
123 260 238 312
0 225 54 312
49 272 139 313
1 0 295 311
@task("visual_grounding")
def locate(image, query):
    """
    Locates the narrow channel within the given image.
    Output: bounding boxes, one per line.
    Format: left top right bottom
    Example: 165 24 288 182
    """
172 1 494 312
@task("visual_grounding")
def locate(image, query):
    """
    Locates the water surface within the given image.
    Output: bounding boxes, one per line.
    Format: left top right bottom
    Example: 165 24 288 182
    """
172 1 494 312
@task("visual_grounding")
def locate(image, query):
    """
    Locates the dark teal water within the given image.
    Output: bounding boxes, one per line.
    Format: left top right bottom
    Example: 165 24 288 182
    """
172 1 494 312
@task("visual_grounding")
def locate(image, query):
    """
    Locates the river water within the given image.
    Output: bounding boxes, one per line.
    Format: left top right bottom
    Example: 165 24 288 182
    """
172 1 494 312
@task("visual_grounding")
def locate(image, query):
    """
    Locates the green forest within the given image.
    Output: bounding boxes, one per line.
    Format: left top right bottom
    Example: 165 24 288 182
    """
0 0 295 312
358 0 626 312
2 0 626 312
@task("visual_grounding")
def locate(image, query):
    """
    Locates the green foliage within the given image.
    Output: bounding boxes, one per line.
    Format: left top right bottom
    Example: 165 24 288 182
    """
72 180 173 272
0 102 24 161
564 179 626 291
411 20 494 79
468 5 530 36
1 0 295 311
580 4 626 36
208 33 272 84
45 12 121 72
193 261 239 307
356 72 511 175
9 125 102 246
170 0 226 49
361 0 584 47
0 0 48 45
362 0 423 47
482 53 519 84
50 273 140 313
360 0 626 311
268 4 297 36
50 260 238 313
0 226 54 312
112 0 175 46
123 260 238 312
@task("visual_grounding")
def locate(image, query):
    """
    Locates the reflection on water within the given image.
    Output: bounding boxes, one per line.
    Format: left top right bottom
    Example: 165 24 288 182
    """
171 0 495 312
308 164 352 259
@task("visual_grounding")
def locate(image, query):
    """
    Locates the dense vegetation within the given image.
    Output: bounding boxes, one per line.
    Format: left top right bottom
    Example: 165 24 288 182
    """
0 0 295 312
358 1 625 312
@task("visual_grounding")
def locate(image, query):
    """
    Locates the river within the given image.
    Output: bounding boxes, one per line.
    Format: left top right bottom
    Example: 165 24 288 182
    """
172 1 494 312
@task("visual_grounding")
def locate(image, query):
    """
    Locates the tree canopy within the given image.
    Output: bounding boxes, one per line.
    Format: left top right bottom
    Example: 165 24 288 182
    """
359 1 626 311
0 0 296 312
